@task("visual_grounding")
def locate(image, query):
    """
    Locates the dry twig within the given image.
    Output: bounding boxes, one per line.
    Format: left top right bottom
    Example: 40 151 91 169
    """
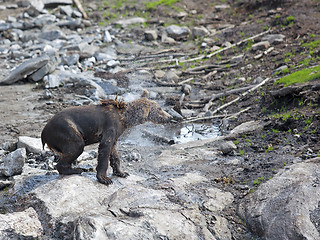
73 0 88 19
210 78 271 115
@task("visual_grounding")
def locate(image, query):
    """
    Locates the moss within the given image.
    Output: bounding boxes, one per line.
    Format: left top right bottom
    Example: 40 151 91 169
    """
275 65 320 86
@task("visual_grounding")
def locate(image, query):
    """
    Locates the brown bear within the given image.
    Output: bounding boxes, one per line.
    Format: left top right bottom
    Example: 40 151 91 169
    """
41 97 171 185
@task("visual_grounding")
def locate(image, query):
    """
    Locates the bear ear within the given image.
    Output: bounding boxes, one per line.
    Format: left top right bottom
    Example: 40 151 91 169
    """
141 89 149 99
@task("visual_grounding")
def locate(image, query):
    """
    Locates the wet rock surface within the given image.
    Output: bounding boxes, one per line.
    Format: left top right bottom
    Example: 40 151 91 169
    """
0 0 320 239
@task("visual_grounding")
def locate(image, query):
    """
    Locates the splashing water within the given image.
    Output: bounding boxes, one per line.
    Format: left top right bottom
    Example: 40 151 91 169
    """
121 123 220 147
173 124 220 144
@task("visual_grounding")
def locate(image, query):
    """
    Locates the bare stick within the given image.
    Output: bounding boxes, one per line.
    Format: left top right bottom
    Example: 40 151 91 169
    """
179 93 185 106
225 106 251 119
74 0 88 19
206 85 255 101
182 113 230 123
178 77 194 85
202 85 255 113
207 28 271 58
202 70 217 81
210 78 271 115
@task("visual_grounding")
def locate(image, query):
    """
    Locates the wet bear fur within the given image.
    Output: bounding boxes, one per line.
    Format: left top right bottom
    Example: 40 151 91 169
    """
41 97 171 185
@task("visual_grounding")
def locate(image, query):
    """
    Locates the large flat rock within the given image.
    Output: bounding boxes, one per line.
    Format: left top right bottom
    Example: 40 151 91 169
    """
239 157 320 240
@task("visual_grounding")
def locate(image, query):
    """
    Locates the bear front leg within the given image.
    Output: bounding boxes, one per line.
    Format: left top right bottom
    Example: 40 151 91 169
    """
110 145 129 178
96 135 114 185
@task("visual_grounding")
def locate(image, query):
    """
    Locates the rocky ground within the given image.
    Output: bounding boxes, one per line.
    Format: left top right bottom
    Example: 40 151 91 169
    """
0 0 320 239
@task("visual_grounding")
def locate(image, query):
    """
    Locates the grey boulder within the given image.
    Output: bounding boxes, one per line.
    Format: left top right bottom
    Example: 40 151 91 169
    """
166 25 190 40
0 148 26 177
239 157 320 240
0 55 50 84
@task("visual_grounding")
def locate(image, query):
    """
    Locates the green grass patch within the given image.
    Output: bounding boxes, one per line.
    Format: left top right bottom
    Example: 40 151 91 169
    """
285 15 295 25
253 177 265 186
302 40 320 49
265 145 274 153
275 65 320 86
145 0 180 10
243 39 254 51
239 149 245 156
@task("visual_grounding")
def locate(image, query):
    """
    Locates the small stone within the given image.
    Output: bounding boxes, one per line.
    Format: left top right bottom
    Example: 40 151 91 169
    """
224 41 232 47
218 23 235 30
164 70 179 83
30 54 61 82
17 136 46 154
162 35 176 44
44 74 62 88
214 4 231 11
0 179 13 189
218 141 237 155
38 30 66 41
154 70 165 79
251 41 270 51
262 34 285 45
254 53 263 59
1 142 16 152
66 42 99 57
125 150 141 161
115 17 146 27
210 46 220 52
61 54 80 66
177 11 188 18
72 9 82 18
6 4 19 9
60 5 73 17
0 148 26 177
229 121 263 137
201 42 207 48
103 30 112 43
6 16 17 23
94 53 114 63
43 89 53 99
107 60 120 67
181 84 192 95
165 25 190 41
275 65 288 74
34 14 57 27
56 19 83 29
192 26 209 39
145 30 158 41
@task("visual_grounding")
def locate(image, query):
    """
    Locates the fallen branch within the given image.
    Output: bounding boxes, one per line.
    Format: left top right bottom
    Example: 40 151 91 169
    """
178 77 194 85
202 85 255 113
123 64 181 73
207 28 271 58
117 52 192 62
73 0 88 19
120 29 271 70
210 77 271 115
182 113 230 123
202 70 217 81
225 106 251 119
